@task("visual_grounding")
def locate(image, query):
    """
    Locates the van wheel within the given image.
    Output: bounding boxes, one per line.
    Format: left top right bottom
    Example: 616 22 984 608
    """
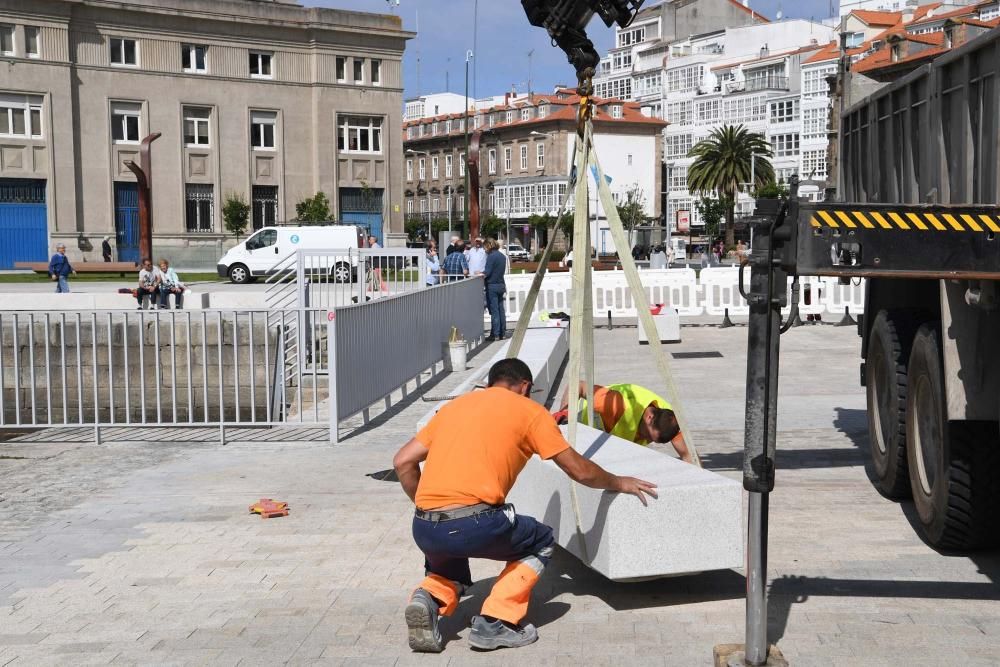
331 262 353 284
229 263 250 284
906 323 1000 549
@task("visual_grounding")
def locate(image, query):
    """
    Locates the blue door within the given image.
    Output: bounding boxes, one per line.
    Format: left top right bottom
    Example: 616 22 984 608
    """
114 182 140 263
0 179 47 270
339 188 384 243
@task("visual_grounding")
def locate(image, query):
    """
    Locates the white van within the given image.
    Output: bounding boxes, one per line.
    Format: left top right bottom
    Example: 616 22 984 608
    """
217 225 365 284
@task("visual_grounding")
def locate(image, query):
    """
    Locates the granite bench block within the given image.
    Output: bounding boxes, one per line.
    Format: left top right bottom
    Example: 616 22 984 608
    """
417 327 568 428
507 424 744 581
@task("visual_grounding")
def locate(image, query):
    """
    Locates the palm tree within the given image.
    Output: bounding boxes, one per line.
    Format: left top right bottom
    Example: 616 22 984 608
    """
687 124 774 246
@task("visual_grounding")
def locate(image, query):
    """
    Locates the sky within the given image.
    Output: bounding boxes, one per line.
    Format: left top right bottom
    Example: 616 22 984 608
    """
314 0 835 101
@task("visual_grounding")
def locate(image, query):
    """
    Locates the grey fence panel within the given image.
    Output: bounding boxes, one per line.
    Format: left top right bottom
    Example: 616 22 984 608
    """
330 277 485 427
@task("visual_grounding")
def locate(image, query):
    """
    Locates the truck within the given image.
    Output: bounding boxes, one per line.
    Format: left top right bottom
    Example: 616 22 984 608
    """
842 29 1000 550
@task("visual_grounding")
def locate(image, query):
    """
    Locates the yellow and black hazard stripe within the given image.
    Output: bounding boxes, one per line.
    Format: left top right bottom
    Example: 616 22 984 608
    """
809 209 1000 233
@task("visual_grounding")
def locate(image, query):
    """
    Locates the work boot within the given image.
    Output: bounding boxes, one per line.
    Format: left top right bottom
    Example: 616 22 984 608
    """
468 615 538 650
405 588 444 653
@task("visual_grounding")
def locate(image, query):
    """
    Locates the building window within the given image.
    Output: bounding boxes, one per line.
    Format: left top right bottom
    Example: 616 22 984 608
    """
420 199 427 213
250 110 276 150
506 110 515 124
431 156 439 178
185 184 214 233
521 108 531 121
432 198 439 213
771 133 799 158
25 26 40 58
183 106 211 146
110 37 137 66
802 107 828 140
666 65 703 93
536 143 544 169
488 148 496 174
182 44 207 73
249 51 272 78
617 26 646 47
353 58 364 83
432 122 439 136
611 105 623 118
504 147 512 172
0 25 13 55
520 145 528 170
418 158 425 179
406 199 413 214
696 99 721 123
459 152 466 177
845 32 865 48
981 5 1000 20
406 159 413 181
406 126 414 140
337 115 382 153
111 102 141 143
336 56 346 81
0 95 43 138
444 119 452 133
371 59 381 85
669 165 688 191
803 64 837 97
665 101 690 125
664 134 693 160
612 51 632 71
251 185 278 231
538 104 549 118
769 100 798 124
445 154 453 178
801 149 827 179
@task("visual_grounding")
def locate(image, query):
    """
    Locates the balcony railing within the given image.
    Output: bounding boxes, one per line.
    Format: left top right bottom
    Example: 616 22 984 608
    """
725 76 789 94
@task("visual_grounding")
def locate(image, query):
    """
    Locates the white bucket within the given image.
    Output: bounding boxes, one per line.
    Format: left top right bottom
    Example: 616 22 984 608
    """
445 340 467 372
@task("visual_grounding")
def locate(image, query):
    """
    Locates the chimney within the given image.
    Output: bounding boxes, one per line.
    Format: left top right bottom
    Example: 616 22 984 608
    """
760 43 769 58
504 92 510 106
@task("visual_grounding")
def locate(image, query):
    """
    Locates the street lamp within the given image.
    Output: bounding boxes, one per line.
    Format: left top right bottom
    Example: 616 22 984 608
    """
464 50 474 240
406 148 432 243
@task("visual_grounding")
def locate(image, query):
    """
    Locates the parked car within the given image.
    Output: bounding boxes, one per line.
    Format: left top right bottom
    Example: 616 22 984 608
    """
506 243 530 262
217 225 366 284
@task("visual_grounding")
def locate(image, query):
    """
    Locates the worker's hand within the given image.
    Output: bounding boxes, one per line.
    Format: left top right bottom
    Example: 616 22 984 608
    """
613 476 658 506
50 274 57 280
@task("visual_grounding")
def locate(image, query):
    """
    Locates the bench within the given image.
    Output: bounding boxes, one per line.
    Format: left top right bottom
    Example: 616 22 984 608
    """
16 261 138 275
416 326 568 429
507 424 744 581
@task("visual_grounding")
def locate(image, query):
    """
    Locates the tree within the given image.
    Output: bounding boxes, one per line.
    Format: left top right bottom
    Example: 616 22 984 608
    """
222 193 250 240
295 192 331 222
616 185 647 231
479 214 505 240
694 195 731 241
687 124 774 245
752 179 790 200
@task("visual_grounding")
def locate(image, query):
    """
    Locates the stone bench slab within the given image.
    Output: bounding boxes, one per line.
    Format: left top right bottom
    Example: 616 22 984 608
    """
417 327 568 429
507 424 744 581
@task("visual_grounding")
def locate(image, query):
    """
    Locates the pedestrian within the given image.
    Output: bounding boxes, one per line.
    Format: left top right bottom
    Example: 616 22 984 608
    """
445 236 461 256
466 237 487 275
425 243 442 286
48 244 75 293
441 239 469 282
393 358 657 653
136 258 158 310
483 238 507 341
155 259 185 309
367 235 384 289
102 235 113 262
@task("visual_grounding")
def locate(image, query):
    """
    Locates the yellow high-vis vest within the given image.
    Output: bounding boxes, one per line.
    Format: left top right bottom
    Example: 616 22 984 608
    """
579 383 672 445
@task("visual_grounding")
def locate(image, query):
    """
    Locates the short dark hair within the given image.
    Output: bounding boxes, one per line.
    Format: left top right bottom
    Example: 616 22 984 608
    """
487 358 533 387
651 407 680 443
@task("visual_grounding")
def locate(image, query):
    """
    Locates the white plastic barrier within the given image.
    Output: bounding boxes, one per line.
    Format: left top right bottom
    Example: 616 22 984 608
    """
645 268 703 316
700 267 748 317
823 277 866 315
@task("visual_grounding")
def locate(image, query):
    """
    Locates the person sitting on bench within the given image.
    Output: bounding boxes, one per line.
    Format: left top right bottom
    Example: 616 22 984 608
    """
155 259 185 310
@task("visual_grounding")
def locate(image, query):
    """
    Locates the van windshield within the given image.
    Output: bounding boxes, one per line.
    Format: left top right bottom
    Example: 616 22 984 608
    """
246 229 277 250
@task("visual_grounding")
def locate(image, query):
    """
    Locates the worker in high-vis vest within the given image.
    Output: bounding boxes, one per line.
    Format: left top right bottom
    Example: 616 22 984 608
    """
554 383 694 464
393 359 657 654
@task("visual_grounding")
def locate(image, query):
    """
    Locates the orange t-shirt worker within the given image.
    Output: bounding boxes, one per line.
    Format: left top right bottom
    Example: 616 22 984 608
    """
392 358 657 654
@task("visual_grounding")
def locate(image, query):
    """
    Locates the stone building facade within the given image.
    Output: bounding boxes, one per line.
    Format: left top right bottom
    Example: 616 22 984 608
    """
0 0 411 269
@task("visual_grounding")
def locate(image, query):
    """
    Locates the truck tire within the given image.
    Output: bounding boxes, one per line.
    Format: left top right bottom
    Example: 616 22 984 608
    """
865 310 915 498
905 323 1000 549
229 263 250 284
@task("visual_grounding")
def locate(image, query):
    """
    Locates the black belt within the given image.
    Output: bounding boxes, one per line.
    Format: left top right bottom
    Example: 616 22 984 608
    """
415 502 505 522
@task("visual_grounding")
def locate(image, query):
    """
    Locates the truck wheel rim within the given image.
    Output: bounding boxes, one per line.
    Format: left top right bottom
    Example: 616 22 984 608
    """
869 346 889 456
912 374 938 495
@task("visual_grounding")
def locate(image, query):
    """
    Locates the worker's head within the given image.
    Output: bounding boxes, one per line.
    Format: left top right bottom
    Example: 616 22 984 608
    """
642 406 681 444
487 358 533 397
56 244 66 254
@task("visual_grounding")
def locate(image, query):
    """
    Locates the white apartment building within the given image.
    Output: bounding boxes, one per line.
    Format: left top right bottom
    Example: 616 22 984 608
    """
596 14 836 237
404 93 472 121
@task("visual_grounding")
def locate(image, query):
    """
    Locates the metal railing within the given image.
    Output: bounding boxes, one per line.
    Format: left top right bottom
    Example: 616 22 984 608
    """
0 309 329 443
328 276 486 442
726 76 789 93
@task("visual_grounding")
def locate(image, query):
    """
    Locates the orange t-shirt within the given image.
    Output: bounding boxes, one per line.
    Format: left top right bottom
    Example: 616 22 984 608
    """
592 386 627 433
414 387 570 510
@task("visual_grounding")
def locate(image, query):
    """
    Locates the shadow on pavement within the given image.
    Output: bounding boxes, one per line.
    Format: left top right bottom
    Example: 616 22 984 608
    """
767 562 1000 642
